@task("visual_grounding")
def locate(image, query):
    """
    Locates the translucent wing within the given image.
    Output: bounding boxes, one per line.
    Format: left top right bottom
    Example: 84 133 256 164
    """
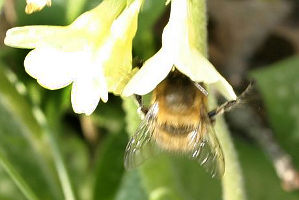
189 106 225 178
124 103 159 170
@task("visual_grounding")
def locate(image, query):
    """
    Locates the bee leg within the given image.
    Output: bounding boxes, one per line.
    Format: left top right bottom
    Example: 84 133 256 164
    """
208 82 253 121
208 100 238 121
194 82 208 96
134 95 149 117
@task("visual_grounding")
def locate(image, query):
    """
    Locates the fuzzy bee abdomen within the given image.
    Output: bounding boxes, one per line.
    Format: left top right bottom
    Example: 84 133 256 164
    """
152 118 202 152
159 123 195 136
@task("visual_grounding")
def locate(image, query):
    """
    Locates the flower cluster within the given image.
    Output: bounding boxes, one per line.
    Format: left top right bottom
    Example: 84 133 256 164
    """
6 0 142 115
4 0 236 115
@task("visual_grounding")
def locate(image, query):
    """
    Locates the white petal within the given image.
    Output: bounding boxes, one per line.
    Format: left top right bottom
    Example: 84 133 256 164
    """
212 77 237 100
24 47 82 90
161 0 187 54
109 0 141 38
4 26 66 49
71 67 108 115
99 0 141 94
123 49 173 96
175 47 220 84
162 0 222 85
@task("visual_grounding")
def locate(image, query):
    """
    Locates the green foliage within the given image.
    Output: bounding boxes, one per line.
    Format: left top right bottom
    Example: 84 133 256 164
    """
237 140 299 200
133 0 165 59
92 131 127 200
0 64 64 200
115 170 147 200
0 0 4 11
66 0 87 23
250 56 299 159
249 56 299 199
15 0 66 26
0 0 298 200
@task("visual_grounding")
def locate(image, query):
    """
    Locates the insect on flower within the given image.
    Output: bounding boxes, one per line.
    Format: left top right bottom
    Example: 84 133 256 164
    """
124 70 250 177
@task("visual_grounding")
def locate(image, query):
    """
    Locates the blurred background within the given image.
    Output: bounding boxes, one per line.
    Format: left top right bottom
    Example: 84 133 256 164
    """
0 0 298 199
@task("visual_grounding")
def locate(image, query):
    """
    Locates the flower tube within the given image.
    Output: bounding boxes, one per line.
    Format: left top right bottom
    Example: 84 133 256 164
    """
123 0 236 101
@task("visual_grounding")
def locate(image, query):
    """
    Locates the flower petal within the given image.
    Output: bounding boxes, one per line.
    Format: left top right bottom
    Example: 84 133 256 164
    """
123 49 173 96
5 0 127 50
212 77 237 100
4 26 69 49
24 47 82 90
71 66 108 115
101 0 142 94
175 47 220 84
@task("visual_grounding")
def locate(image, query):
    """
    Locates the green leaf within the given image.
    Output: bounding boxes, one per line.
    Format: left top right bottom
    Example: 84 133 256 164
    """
84 0 104 10
0 152 39 200
133 0 166 59
66 0 87 23
15 0 66 26
92 97 126 133
250 56 299 155
0 0 4 12
169 157 221 200
92 130 128 200
58 132 89 200
0 64 64 199
0 166 25 200
43 87 71 126
250 56 299 199
0 63 78 200
35 113 77 200
115 170 147 200
236 140 299 200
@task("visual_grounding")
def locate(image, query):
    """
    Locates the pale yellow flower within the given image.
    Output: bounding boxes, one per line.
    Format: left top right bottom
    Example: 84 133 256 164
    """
25 0 51 14
5 0 142 115
123 0 236 101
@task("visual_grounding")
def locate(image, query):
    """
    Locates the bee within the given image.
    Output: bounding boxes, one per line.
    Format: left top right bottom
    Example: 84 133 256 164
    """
124 71 248 177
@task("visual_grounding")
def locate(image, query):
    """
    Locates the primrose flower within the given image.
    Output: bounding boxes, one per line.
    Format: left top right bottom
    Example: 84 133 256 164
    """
123 0 236 101
25 0 51 14
5 0 142 115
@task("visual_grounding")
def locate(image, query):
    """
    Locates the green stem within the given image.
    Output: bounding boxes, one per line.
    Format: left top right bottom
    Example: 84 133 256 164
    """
215 117 247 200
189 0 247 199
32 108 77 200
0 0 4 11
0 152 39 200
188 0 208 56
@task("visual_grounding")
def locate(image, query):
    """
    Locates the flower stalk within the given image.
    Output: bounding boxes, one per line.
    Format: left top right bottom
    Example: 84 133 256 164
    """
188 0 247 199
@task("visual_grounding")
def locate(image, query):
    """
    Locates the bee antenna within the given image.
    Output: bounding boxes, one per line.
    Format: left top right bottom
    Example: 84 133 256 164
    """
208 82 254 120
194 82 208 96
237 81 255 102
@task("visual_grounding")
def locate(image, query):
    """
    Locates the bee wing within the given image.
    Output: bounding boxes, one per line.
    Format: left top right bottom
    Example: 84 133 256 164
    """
124 103 158 170
189 108 225 178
